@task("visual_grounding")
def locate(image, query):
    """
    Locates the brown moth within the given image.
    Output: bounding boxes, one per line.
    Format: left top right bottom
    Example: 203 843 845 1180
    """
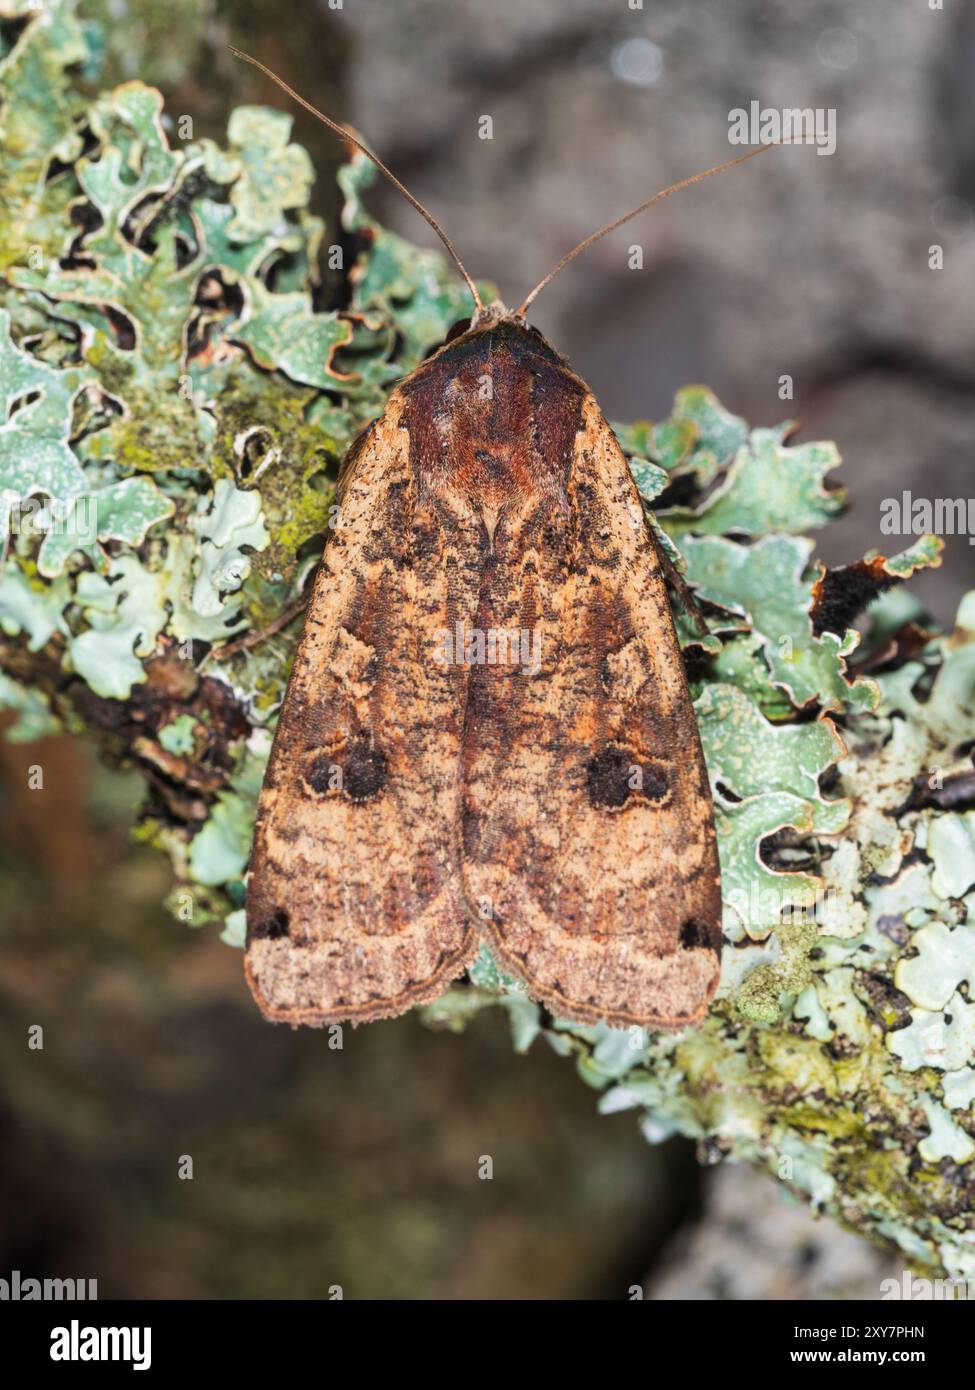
231 49 775 1030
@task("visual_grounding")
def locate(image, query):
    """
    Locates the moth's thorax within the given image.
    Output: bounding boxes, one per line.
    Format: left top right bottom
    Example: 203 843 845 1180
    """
399 312 585 515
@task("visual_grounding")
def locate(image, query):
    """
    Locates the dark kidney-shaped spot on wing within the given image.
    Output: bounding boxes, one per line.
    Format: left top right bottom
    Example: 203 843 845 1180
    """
302 740 388 803
343 741 388 802
641 760 671 802
586 743 671 810
305 754 341 795
587 745 634 808
250 907 290 941
680 918 706 950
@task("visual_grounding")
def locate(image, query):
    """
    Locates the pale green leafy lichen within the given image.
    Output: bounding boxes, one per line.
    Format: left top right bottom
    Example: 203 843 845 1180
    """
0 566 71 649
928 814 975 900
188 789 254 889
889 992 975 1073
189 479 270 618
616 386 748 488
663 425 844 537
918 1096 975 1165
223 106 316 243
0 308 87 534
896 920 975 1012
157 712 197 757
68 553 168 697
37 475 174 576
0 670 60 741
680 533 878 713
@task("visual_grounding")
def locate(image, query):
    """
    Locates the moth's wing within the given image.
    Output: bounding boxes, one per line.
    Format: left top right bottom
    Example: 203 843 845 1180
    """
245 396 478 1024
461 394 722 1029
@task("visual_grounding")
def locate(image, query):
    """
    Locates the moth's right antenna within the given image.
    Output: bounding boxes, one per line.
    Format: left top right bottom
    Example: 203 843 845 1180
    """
228 46 483 313
517 143 781 316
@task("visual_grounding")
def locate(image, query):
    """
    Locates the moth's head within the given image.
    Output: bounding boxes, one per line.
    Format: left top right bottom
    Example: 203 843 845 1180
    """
470 300 520 330
442 299 530 348
437 301 568 370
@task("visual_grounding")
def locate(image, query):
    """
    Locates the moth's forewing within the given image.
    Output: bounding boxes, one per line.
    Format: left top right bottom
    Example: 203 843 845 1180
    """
458 386 723 1028
244 407 478 1024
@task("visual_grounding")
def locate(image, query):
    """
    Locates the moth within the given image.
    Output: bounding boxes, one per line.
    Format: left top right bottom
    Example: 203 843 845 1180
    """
231 49 774 1030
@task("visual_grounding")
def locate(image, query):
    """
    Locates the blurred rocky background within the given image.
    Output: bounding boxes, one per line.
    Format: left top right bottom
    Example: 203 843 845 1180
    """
1 0 971 1298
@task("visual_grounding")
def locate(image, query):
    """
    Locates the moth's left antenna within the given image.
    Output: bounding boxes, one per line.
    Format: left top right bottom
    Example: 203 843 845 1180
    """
228 47 483 313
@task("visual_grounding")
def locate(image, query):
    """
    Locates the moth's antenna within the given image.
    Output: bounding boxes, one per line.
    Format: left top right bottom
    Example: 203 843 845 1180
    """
517 143 781 316
228 46 482 313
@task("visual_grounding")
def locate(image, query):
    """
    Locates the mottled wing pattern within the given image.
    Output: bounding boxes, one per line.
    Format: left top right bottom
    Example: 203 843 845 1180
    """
245 398 480 1024
461 390 722 1028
